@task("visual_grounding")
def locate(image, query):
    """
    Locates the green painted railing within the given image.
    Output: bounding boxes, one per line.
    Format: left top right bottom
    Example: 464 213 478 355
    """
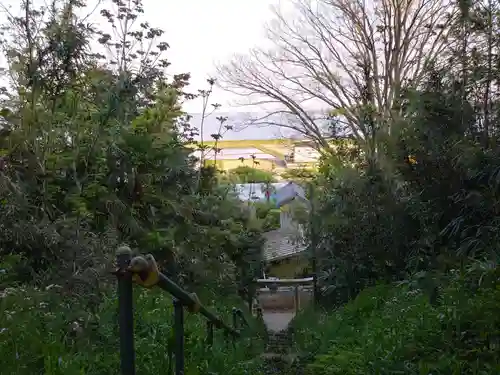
113 246 251 375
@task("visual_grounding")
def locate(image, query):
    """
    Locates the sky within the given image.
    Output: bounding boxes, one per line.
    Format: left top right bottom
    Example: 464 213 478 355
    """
0 0 276 109
144 0 277 113
0 0 296 140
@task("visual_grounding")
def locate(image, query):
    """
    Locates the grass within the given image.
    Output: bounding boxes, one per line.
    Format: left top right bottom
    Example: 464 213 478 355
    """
289 267 500 375
0 284 266 375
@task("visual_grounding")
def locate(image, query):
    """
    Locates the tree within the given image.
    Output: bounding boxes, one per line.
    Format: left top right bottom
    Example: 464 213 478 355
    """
228 166 276 184
307 0 500 305
280 167 317 183
0 0 264 290
217 0 454 158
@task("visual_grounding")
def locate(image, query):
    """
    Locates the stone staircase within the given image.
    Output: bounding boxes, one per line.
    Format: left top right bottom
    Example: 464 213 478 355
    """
256 287 312 374
266 330 291 354
261 328 300 374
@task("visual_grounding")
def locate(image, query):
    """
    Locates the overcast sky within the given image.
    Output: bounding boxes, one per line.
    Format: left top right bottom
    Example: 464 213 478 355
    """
147 0 276 113
0 0 277 113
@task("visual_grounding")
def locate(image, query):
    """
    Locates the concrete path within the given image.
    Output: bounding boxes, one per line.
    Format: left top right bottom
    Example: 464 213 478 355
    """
262 311 295 332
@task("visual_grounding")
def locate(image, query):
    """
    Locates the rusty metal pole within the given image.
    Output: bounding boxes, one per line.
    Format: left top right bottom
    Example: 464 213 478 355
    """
173 298 185 375
116 246 135 375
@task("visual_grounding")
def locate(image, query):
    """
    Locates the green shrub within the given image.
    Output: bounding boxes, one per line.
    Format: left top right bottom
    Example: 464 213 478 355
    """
290 269 500 375
228 166 276 184
0 285 265 375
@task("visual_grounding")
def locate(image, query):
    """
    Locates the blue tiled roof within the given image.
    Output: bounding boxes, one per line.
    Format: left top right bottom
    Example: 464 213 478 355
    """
233 182 289 201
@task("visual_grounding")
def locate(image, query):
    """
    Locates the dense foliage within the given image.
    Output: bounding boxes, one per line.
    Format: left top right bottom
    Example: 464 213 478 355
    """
0 1 264 373
1 286 266 375
3 0 500 373
226 166 276 184
253 201 280 231
309 0 500 307
291 264 500 374
0 0 263 290
279 167 317 183
284 0 500 373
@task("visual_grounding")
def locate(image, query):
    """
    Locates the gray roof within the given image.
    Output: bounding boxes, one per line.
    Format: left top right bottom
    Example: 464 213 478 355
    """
275 182 309 208
233 182 289 201
262 228 307 262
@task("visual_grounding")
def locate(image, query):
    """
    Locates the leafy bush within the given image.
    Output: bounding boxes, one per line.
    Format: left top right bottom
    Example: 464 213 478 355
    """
0 285 266 375
0 2 268 374
290 266 500 375
0 0 264 295
280 167 317 183
254 201 280 231
228 166 276 183
311 66 500 307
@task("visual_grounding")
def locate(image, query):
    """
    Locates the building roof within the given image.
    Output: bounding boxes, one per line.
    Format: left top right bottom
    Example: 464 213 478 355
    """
232 182 289 201
262 228 307 262
274 182 309 208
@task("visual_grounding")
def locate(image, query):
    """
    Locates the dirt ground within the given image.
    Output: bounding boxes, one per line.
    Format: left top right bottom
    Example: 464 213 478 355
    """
262 311 296 332
257 289 313 310
257 288 313 332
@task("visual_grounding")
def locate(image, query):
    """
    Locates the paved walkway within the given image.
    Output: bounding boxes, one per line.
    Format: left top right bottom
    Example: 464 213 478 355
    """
262 311 295 332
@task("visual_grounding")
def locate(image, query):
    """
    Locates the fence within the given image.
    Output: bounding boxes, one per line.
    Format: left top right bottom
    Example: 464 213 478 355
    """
113 246 250 375
255 277 315 313
257 286 313 311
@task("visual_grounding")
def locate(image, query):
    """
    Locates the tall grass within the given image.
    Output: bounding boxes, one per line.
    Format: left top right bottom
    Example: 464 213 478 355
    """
290 267 500 375
0 285 266 375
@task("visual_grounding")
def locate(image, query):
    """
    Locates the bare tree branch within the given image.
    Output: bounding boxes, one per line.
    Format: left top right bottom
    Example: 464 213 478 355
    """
217 0 454 152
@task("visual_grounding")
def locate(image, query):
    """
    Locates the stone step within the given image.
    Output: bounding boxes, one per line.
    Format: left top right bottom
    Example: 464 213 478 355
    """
260 353 297 362
266 333 292 354
261 353 298 375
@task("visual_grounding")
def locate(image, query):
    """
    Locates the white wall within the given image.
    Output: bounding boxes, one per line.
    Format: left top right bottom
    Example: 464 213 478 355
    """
293 146 320 163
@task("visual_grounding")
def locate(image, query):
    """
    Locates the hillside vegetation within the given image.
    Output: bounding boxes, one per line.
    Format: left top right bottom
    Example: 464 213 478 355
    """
3 0 500 373
0 1 265 374
263 0 500 373
291 267 500 374
1 286 266 374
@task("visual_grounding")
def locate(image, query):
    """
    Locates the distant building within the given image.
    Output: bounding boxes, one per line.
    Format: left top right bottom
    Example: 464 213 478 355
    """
190 138 321 174
186 112 326 174
232 182 288 202
261 182 311 279
292 141 322 163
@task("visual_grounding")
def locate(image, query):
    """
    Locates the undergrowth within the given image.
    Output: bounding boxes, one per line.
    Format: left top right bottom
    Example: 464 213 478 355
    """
0 285 265 375
290 266 500 375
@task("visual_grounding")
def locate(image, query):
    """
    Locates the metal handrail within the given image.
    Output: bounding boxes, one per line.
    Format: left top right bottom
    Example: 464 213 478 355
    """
114 246 251 375
156 272 240 336
233 307 250 327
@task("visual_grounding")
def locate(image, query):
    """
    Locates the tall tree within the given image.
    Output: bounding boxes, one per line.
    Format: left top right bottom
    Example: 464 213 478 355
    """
0 0 264 288
217 0 454 157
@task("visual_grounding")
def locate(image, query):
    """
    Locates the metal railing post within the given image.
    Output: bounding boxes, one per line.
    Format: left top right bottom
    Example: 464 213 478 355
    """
232 307 238 330
173 298 185 375
206 321 214 347
232 307 238 347
116 246 136 375
294 285 299 314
